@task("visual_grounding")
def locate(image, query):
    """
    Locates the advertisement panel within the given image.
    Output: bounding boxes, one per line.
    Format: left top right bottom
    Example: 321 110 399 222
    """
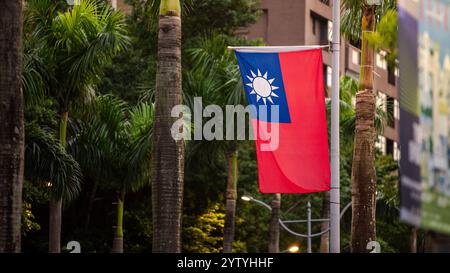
399 0 450 234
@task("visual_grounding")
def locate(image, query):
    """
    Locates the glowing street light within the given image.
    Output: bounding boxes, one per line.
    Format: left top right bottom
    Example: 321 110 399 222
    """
281 244 300 253
241 195 252 202
287 245 300 253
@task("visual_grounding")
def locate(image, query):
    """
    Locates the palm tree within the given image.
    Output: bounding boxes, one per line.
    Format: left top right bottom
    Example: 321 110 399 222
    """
24 0 129 252
340 0 396 252
114 102 154 253
151 0 185 253
0 0 24 253
324 75 389 252
223 147 238 253
69 95 153 253
186 34 249 253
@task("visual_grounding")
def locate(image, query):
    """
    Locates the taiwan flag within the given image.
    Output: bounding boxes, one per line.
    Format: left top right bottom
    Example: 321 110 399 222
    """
235 47 330 194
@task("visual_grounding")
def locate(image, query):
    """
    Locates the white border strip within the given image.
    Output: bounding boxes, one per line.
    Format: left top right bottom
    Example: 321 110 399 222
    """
227 45 329 53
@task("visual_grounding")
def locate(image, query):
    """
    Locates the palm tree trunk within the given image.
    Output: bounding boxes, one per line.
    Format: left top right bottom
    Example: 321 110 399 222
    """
0 0 24 253
84 179 99 229
49 111 68 253
320 192 330 253
112 190 125 253
350 6 377 253
48 199 62 253
223 150 238 253
268 194 281 253
151 0 184 253
410 227 417 253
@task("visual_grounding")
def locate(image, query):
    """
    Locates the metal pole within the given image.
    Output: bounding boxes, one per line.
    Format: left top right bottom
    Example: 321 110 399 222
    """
307 202 312 253
330 0 341 253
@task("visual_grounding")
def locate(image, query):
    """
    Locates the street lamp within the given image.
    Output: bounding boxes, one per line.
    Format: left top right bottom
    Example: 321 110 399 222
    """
241 195 252 202
242 195 352 253
286 245 300 253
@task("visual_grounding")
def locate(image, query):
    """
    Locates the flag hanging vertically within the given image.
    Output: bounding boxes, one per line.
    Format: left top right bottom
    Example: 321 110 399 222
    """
234 47 330 193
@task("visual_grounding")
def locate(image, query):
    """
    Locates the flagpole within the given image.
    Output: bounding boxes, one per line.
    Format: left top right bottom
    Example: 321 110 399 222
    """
330 0 341 253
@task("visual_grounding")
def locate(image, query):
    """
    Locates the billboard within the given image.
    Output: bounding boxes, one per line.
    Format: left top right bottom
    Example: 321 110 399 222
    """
399 0 450 234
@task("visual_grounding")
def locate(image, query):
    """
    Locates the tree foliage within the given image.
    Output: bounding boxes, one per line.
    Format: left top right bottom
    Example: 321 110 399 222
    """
340 0 397 43
367 9 398 67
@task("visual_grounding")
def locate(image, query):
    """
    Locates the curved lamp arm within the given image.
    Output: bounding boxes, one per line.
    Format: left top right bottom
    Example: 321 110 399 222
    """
244 196 352 238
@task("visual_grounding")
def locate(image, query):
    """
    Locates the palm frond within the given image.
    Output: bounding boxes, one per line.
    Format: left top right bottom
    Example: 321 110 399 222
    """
68 94 127 179
123 102 154 191
22 42 48 106
341 0 397 42
148 0 195 17
25 123 82 203
25 0 130 110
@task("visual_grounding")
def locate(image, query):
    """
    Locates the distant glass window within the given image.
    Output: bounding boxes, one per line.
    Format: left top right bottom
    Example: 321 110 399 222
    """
394 99 399 121
327 66 332 88
388 67 396 85
376 91 387 112
387 96 395 128
376 51 387 70
328 21 333 42
319 20 328 45
386 138 394 155
393 141 400 161
376 135 386 155
352 49 360 65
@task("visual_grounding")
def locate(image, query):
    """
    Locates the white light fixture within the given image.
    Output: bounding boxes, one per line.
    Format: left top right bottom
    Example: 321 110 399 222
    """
288 245 300 253
241 196 252 202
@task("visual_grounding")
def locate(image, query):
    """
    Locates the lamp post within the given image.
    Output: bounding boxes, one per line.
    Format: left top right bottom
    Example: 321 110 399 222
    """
330 0 341 254
241 195 352 253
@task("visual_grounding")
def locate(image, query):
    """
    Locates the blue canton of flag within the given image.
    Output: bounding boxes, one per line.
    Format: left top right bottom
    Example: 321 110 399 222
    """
236 52 291 123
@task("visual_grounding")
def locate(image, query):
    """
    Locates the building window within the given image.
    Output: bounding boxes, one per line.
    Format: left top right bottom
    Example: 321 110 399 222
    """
394 99 399 121
312 17 316 35
376 51 387 70
388 65 396 86
328 21 333 42
386 138 394 155
387 96 395 128
311 12 330 45
327 66 332 88
376 135 386 155
323 65 332 90
393 141 400 161
352 49 360 65
376 91 387 112
319 20 328 45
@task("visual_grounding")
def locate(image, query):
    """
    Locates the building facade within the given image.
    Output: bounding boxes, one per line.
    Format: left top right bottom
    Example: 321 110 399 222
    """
240 0 400 159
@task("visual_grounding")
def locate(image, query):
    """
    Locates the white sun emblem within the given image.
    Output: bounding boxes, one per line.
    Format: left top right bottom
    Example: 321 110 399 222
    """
246 69 279 105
